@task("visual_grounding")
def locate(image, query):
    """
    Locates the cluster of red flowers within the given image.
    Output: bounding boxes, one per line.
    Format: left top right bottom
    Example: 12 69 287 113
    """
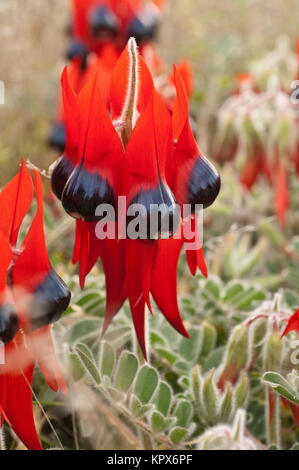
50 0 193 152
213 37 299 226
51 38 220 358
0 162 71 449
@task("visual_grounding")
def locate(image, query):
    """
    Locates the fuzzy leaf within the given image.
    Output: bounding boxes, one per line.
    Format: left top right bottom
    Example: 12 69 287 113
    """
100 342 115 377
155 382 172 416
263 372 299 405
134 366 159 404
74 343 101 385
114 352 138 393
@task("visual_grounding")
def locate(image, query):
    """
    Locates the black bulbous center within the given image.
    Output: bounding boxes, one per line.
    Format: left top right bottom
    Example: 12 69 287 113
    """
66 40 89 63
0 303 19 345
51 155 75 201
62 163 116 222
127 9 159 45
48 123 66 152
89 7 118 38
127 178 180 240
27 269 71 333
187 156 221 211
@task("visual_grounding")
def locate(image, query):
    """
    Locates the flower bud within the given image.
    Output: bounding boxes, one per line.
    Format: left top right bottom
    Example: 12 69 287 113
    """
218 323 249 390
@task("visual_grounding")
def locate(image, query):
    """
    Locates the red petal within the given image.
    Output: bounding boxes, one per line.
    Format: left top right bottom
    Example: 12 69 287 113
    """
61 67 78 163
29 326 67 395
125 240 147 359
100 234 127 335
151 233 189 338
184 215 208 278
110 42 154 121
12 171 50 330
176 60 193 99
124 93 158 192
275 163 289 227
152 90 173 180
72 219 84 264
281 309 299 337
13 170 50 290
172 64 189 142
0 336 42 450
0 160 34 246
0 231 13 299
78 223 90 289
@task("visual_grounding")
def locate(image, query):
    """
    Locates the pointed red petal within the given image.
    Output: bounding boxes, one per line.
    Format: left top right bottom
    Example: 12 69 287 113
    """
281 309 299 337
77 73 123 171
176 60 193 99
100 234 127 335
78 223 90 289
61 67 78 163
152 90 173 180
13 170 50 288
110 43 154 121
0 160 34 246
136 241 157 315
124 93 158 190
0 336 42 450
125 240 147 359
72 219 84 264
184 215 208 278
12 171 50 330
172 64 189 142
151 233 189 338
0 231 13 299
29 326 67 395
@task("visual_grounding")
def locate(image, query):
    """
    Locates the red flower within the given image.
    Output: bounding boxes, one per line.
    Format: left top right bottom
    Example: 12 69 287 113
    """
51 38 220 358
0 162 70 449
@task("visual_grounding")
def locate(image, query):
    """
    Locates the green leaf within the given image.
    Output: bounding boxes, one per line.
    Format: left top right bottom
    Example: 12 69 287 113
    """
204 346 226 372
130 395 152 418
234 373 249 409
155 348 178 365
67 318 101 344
219 383 233 422
263 372 299 405
200 321 217 357
155 382 172 416
169 427 188 445
223 282 243 302
113 352 138 393
179 328 202 363
204 279 221 300
202 371 219 424
134 365 159 404
174 400 193 428
100 342 115 377
151 411 175 433
69 352 85 381
74 343 101 385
